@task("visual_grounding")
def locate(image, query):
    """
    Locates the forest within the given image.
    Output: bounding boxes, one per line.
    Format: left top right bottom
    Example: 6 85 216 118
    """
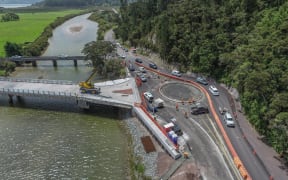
115 0 288 163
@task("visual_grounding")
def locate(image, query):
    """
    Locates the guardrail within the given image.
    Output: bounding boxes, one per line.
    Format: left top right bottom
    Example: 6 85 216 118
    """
0 77 75 85
0 88 76 99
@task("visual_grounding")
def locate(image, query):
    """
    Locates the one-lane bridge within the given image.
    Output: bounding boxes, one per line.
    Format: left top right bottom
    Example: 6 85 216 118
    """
1 56 86 67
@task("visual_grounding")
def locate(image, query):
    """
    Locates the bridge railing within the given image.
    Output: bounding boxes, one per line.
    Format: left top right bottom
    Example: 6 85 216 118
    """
0 77 75 85
0 88 76 99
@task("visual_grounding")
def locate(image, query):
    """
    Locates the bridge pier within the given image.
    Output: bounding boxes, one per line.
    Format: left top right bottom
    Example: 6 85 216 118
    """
73 60 77 67
32 61 37 67
77 99 90 109
8 94 13 104
52 60 57 67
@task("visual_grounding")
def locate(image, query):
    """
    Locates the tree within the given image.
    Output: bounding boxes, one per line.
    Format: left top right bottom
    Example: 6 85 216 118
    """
4 42 22 57
1 13 19 22
82 41 116 75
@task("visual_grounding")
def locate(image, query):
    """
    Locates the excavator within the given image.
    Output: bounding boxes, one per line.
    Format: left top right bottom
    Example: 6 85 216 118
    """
79 70 101 94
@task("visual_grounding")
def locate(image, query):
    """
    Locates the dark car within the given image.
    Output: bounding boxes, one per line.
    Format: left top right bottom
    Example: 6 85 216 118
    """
128 64 135 71
149 63 157 69
191 103 209 115
172 124 183 136
135 58 143 63
196 77 208 85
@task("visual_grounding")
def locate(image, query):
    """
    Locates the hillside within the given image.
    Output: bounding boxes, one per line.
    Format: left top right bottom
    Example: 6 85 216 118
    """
115 0 288 164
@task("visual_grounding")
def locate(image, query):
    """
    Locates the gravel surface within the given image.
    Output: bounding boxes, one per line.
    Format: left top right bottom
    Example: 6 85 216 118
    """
124 117 159 178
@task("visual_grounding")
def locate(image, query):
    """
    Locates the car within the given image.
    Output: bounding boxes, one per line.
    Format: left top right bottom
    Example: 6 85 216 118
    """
11 55 22 58
224 112 235 127
139 67 146 73
196 77 208 85
58 54 68 58
149 62 157 69
191 103 209 115
171 70 182 77
135 71 142 77
128 64 135 71
170 117 177 123
143 92 154 102
120 54 126 59
135 58 143 63
209 85 219 96
172 123 183 136
139 75 147 82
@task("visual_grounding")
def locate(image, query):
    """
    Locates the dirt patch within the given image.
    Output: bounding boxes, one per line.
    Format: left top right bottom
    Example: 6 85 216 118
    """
156 152 174 176
69 26 83 33
170 162 201 180
141 136 156 153
113 88 133 94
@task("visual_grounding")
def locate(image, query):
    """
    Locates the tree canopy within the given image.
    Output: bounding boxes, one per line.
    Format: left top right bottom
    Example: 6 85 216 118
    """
116 0 288 163
82 41 125 79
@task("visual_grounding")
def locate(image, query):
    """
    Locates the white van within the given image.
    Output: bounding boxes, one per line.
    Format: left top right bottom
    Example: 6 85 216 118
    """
224 112 235 127
209 85 219 96
144 92 154 102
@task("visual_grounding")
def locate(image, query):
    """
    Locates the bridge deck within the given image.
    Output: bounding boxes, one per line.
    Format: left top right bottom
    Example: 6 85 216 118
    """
0 78 140 109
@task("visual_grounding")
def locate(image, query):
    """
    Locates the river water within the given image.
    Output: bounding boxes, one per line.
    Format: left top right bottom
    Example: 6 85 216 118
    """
0 14 129 179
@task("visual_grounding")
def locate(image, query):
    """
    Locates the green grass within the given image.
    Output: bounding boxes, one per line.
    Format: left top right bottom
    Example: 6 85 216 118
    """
0 10 83 57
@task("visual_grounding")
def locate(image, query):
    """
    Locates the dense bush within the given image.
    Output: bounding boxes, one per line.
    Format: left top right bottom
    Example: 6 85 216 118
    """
116 0 288 163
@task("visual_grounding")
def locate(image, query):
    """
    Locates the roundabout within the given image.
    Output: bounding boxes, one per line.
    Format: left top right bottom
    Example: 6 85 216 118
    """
159 82 204 103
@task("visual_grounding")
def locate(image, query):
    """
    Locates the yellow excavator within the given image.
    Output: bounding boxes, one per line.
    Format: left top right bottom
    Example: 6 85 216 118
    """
79 70 101 94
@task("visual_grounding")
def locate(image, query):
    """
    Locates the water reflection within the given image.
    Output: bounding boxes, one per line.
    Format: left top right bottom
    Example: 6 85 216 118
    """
43 13 98 56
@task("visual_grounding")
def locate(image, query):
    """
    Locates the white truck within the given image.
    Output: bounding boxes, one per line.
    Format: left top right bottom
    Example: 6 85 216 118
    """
154 98 164 108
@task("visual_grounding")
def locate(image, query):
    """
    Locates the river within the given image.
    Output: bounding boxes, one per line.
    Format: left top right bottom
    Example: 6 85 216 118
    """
0 13 129 179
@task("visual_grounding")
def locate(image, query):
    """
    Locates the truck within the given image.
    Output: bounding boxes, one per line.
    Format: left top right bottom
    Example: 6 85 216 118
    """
154 98 164 108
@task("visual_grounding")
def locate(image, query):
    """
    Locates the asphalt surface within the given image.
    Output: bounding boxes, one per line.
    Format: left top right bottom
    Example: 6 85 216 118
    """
120 48 281 180
122 53 237 179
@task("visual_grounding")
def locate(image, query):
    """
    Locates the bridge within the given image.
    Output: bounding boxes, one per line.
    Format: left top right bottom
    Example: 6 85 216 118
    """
0 77 140 109
1 56 86 67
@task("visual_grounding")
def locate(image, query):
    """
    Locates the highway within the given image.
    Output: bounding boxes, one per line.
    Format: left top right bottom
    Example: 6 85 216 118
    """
121 47 271 180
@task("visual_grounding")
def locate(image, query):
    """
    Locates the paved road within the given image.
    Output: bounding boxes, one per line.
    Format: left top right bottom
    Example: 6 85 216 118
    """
124 54 238 179
123 49 279 180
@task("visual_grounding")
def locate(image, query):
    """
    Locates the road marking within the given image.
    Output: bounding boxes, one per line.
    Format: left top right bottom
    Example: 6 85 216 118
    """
189 116 235 180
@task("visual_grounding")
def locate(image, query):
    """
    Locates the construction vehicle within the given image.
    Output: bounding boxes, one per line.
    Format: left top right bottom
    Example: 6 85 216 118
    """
79 71 101 94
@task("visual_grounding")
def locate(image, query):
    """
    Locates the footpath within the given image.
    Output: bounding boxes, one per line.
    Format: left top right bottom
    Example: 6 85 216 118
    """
223 85 288 180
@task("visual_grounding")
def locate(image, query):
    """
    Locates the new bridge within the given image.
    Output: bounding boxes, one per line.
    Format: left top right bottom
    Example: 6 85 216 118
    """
0 77 139 109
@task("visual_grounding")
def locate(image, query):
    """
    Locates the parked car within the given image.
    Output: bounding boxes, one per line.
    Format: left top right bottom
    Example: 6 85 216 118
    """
196 77 208 85
139 67 146 73
140 75 147 82
191 103 209 115
128 64 135 71
172 123 183 136
149 62 157 69
144 92 154 102
209 85 219 96
171 70 182 77
224 112 235 127
135 58 143 63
